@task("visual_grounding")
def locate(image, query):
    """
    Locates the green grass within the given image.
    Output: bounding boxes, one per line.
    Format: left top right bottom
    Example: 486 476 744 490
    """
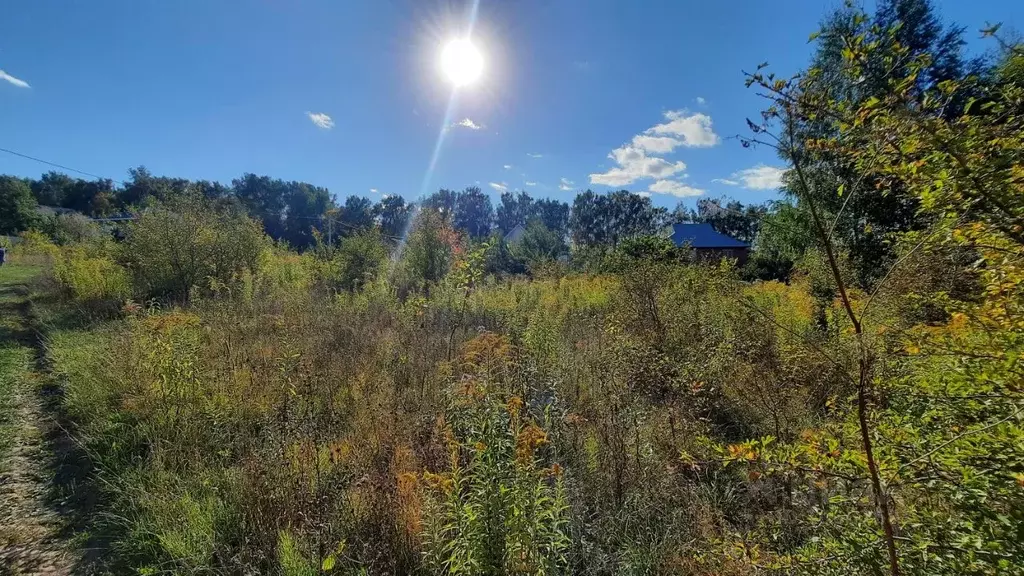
0 262 45 293
0 263 41 474
0 345 32 472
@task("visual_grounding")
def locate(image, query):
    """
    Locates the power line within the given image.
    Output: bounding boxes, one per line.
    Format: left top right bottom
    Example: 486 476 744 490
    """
0 146 125 185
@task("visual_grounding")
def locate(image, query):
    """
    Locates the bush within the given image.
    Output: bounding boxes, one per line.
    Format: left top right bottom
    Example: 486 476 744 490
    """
53 245 132 303
122 195 266 300
40 212 104 246
331 229 389 292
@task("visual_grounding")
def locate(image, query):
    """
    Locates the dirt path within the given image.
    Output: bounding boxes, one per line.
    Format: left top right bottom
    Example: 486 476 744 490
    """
0 271 76 575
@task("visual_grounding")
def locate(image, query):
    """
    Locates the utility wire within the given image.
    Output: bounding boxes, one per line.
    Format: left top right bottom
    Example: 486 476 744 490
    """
0 146 125 185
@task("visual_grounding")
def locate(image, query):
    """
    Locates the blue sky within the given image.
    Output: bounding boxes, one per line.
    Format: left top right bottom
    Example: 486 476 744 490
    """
2 1 1021 210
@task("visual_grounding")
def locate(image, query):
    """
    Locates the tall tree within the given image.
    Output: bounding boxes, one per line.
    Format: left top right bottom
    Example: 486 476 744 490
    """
30 171 74 207
376 195 413 238
339 195 375 235
570 190 664 247
452 186 494 239
0 176 39 234
283 182 334 249
64 178 116 217
496 191 534 233
233 173 288 240
782 0 974 287
421 188 459 217
533 198 570 238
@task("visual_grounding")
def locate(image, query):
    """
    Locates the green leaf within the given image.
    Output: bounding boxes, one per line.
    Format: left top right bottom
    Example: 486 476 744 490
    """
322 554 336 571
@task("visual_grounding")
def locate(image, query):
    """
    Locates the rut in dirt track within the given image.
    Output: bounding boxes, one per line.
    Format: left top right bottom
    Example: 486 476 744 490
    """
0 283 78 576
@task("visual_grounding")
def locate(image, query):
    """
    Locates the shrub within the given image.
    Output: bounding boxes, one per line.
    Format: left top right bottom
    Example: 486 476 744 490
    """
122 194 266 300
399 208 455 291
331 229 389 292
53 245 132 303
40 212 104 246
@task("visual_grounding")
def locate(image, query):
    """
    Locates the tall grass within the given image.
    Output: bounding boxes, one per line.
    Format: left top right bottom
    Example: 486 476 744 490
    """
37 243 847 575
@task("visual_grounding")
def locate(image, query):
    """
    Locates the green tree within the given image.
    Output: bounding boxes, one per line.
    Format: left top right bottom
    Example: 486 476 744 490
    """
532 198 570 238
510 220 567 270
496 191 534 234
282 183 333 250
421 188 458 216
0 176 39 234
569 189 665 247
233 173 289 240
338 195 375 235
777 0 977 288
452 187 494 239
30 171 74 206
376 194 413 238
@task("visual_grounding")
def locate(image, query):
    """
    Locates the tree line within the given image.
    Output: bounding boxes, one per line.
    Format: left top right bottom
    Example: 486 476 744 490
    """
1 164 776 261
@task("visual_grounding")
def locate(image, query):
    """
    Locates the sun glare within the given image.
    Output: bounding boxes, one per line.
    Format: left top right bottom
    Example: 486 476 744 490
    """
441 38 483 87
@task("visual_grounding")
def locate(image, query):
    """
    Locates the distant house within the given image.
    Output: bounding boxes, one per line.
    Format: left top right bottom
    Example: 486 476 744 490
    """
503 223 527 245
665 223 749 264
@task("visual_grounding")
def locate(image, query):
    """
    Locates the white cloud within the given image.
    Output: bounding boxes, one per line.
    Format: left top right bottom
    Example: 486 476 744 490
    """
503 164 512 170
526 152 543 158
525 181 537 187
451 117 482 130
306 112 334 129
369 188 378 193
636 191 652 198
631 134 682 154
558 178 574 191
488 182 508 193
724 165 787 190
587 109 720 189
696 96 706 105
0 70 30 89
590 144 686 187
647 179 705 198
647 110 719 147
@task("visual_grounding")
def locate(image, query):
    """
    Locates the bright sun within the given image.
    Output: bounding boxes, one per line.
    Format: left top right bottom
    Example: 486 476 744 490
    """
441 38 483 87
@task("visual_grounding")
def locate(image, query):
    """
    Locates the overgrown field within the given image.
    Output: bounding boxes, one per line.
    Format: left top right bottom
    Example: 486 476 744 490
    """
2 2 1023 574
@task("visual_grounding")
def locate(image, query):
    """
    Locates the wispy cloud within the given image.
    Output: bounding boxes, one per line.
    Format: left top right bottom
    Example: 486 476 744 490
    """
716 165 787 190
489 182 508 193
589 109 719 188
648 179 705 198
503 164 512 170
0 70 30 89
525 181 537 187
526 152 543 158
369 188 378 194
558 178 574 191
450 117 482 130
696 96 706 105
306 112 334 130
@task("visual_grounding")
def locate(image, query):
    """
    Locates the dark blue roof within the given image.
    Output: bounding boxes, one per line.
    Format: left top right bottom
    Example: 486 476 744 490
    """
669 223 748 249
